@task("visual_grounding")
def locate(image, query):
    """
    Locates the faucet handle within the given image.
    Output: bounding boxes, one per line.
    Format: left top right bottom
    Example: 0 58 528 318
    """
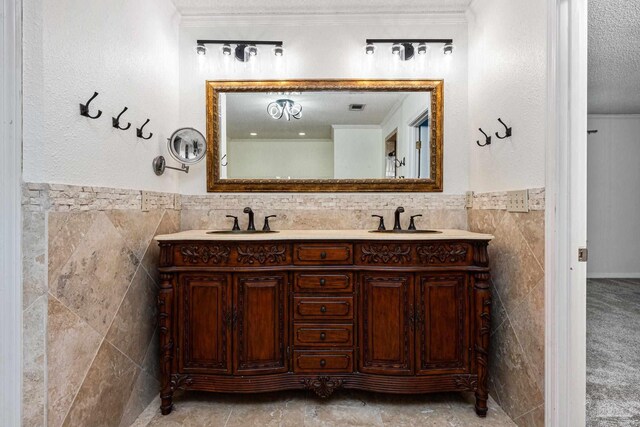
262 215 277 231
225 215 240 231
371 215 386 231
408 214 423 231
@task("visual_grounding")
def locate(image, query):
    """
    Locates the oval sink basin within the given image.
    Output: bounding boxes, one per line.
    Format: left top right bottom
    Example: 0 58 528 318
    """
368 230 442 234
207 230 279 234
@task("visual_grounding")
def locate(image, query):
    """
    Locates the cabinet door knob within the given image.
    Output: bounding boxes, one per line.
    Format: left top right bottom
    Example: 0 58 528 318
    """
319 359 326 367
319 278 326 286
320 251 327 259
320 332 326 340
320 305 327 313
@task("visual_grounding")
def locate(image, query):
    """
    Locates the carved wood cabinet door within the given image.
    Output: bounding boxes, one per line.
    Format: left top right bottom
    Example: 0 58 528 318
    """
233 273 289 375
178 274 233 374
415 274 469 375
359 273 414 375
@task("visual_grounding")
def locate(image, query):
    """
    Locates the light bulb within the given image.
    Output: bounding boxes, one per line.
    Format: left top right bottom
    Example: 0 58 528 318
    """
273 45 284 56
365 43 376 55
221 44 232 56
417 43 428 55
195 43 207 56
443 42 453 55
245 45 258 57
391 43 402 56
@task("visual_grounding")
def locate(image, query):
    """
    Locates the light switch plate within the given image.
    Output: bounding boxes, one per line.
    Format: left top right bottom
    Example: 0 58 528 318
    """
507 190 529 212
141 191 151 212
465 191 474 209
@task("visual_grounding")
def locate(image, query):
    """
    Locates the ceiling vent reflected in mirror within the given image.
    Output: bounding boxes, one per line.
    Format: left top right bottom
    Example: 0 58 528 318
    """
349 104 366 111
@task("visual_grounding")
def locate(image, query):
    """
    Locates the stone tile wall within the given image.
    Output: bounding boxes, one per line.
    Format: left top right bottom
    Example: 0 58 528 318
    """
22 183 545 427
468 189 545 427
21 183 180 427
180 193 468 231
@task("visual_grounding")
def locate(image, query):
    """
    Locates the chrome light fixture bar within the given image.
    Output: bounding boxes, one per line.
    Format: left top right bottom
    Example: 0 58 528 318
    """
365 38 454 60
195 39 284 62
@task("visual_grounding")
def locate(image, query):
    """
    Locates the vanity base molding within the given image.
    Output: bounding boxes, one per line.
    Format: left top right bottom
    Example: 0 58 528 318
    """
157 238 492 417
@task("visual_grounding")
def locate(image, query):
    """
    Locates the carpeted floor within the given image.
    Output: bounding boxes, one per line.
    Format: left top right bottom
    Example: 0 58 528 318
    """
587 278 640 426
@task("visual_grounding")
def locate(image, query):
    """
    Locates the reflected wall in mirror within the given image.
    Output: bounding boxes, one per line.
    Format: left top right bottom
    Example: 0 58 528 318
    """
207 80 443 192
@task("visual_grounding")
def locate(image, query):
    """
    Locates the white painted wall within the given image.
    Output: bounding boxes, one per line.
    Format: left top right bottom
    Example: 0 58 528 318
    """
178 15 470 194
22 0 181 192
332 126 383 178
587 115 640 277
467 0 547 192
227 138 333 179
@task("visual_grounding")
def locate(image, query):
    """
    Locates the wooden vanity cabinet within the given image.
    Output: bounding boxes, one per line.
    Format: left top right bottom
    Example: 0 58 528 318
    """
157 238 492 417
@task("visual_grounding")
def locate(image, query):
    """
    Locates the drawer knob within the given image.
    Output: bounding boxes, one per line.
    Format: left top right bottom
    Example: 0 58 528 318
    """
320 305 327 313
319 278 326 286
320 332 326 340
320 251 327 259
320 359 326 367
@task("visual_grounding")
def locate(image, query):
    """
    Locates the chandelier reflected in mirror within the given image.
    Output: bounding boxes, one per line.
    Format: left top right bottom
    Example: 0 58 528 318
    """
267 99 302 121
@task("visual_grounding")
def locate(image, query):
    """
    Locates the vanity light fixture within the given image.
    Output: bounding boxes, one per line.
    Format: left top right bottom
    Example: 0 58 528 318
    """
267 99 302 121
195 39 283 62
365 39 454 61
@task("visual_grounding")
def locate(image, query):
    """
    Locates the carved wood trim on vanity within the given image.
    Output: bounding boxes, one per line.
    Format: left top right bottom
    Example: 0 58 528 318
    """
157 239 492 417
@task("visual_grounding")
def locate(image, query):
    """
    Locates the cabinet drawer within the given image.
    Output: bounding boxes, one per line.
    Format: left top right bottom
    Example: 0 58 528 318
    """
293 244 353 265
293 323 354 347
294 297 353 320
294 272 353 293
293 350 353 373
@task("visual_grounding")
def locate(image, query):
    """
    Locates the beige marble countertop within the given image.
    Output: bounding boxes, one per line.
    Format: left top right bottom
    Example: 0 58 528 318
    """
155 229 494 241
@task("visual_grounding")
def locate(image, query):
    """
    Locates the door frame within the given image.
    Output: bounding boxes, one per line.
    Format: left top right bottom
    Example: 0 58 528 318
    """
0 0 23 423
545 0 588 425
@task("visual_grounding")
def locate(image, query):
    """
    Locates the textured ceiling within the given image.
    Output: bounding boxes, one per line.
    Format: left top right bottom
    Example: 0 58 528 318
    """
172 0 472 15
589 0 640 114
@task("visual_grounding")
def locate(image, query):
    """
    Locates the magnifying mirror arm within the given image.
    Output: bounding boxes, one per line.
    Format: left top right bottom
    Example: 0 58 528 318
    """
165 163 190 173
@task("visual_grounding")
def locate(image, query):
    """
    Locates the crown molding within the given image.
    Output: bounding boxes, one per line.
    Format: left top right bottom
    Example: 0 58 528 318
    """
180 12 468 28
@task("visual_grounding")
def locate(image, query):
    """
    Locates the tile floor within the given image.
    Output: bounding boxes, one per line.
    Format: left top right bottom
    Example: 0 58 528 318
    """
587 278 640 426
131 390 515 427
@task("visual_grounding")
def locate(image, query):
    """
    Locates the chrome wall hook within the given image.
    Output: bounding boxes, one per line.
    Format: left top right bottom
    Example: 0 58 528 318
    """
477 128 492 147
79 92 102 119
112 107 131 130
137 119 153 140
495 118 512 139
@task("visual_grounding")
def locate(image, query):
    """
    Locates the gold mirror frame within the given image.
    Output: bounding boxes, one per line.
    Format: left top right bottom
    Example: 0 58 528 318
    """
206 79 443 192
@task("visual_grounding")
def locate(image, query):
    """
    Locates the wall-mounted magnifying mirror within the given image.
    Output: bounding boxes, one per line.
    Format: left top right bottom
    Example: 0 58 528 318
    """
153 127 206 175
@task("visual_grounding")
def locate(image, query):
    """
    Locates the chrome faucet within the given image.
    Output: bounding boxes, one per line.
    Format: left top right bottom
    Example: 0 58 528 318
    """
243 207 256 231
394 207 405 230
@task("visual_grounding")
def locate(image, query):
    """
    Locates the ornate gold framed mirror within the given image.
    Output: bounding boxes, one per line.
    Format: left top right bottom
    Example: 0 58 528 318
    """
206 79 443 192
